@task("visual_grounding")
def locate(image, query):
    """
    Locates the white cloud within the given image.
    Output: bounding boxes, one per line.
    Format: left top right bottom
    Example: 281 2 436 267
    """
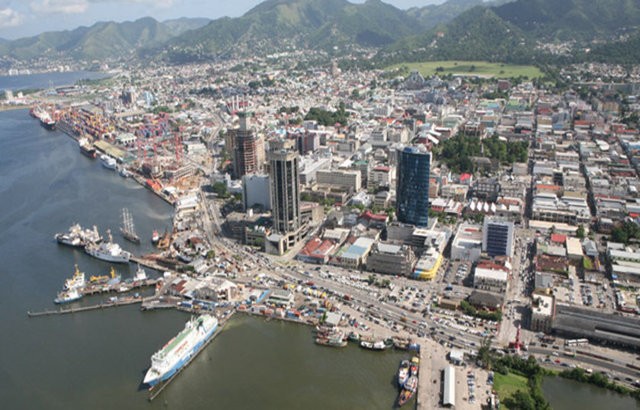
0 7 23 28
30 0 89 14
89 0 175 8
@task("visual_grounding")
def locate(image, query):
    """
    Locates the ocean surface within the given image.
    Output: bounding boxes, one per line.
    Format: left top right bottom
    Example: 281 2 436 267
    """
0 70 109 91
0 109 409 409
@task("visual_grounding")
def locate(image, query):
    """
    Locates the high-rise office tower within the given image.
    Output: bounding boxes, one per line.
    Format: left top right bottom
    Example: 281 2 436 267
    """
269 139 302 247
396 145 431 227
482 217 515 258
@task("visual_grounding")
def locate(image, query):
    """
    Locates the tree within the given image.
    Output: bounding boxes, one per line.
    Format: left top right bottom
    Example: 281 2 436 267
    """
503 390 536 410
576 224 585 239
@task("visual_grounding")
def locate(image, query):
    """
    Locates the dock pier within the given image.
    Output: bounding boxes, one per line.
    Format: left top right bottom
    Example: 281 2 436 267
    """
27 296 142 317
130 255 178 272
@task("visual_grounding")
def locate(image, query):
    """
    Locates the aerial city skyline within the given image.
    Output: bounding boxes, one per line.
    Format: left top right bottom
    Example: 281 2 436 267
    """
2 0 640 408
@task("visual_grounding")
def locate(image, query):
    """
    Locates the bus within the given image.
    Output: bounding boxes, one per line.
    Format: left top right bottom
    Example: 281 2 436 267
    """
565 338 589 347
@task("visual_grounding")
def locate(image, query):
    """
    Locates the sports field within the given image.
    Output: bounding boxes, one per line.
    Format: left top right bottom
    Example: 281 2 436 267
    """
387 61 543 79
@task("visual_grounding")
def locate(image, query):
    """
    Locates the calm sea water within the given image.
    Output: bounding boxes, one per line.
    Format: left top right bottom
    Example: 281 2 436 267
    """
543 376 640 410
0 108 409 409
0 70 108 91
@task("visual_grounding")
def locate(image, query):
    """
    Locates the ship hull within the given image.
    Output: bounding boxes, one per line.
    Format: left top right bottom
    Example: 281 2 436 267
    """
85 249 130 263
55 234 83 247
40 120 56 130
80 145 97 159
144 322 218 387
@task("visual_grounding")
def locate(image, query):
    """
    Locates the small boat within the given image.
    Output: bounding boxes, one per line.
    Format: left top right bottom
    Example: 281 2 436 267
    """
120 208 140 244
118 167 131 178
397 375 418 407
54 288 82 304
133 265 147 282
100 154 117 170
315 328 347 347
315 336 348 347
347 331 360 342
360 338 394 351
151 229 160 245
397 360 410 387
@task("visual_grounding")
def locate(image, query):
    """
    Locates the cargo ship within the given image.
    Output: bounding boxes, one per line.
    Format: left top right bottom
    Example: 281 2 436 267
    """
79 137 97 159
30 106 56 130
143 315 219 387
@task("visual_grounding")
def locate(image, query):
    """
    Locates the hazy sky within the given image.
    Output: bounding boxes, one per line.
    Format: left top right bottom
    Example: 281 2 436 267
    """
0 0 445 40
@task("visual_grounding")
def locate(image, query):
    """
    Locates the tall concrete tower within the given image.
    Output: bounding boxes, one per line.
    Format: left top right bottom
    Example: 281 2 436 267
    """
231 112 264 179
396 145 431 227
268 139 302 249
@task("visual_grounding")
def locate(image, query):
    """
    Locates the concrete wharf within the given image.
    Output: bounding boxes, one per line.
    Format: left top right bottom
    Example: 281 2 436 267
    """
27 296 142 317
81 278 159 296
130 255 179 272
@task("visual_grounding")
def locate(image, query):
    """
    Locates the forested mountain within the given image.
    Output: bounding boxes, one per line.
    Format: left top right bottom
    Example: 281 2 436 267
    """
0 17 209 61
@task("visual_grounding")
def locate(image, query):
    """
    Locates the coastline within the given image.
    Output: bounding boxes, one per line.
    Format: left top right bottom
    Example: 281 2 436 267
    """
0 104 28 112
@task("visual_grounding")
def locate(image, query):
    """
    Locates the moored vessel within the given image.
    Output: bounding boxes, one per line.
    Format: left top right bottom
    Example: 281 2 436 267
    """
100 154 117 170
31 106 56 130
143 315 219 387
54 288 82 304
397 360 410 387
79 137 97 159
133 264 147 282
64 265 86 291
360 337 394 350
120 208 140 244
54 223 102 248
315 327 347 347
85 229 131 263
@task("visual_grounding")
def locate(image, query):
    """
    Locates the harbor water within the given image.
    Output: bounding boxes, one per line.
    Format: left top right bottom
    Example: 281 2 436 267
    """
0 70 109 91
0 106 408 409
542 376 640 410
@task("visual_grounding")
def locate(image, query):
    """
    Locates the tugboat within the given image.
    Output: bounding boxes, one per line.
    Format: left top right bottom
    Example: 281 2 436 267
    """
133 264 147 282
54 288 82 304
120 208 140 244
151 229 160 245
78 137 97 159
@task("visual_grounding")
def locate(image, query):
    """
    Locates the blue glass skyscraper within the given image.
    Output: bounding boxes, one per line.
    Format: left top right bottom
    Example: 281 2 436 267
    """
396 146 431 227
